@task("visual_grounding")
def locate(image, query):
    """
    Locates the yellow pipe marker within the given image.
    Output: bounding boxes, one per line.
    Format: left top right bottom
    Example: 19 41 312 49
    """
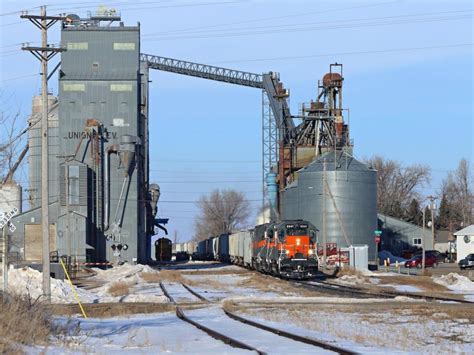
59 258 88 318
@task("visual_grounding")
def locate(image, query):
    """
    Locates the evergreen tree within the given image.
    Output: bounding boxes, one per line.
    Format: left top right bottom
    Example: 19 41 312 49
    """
436 193 451 229
405 198 422 225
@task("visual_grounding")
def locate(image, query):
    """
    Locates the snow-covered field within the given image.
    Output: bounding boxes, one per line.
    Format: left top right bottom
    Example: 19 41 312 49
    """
8 262 474 353
239 306 474 353
28 312 250 354
332 269 474 301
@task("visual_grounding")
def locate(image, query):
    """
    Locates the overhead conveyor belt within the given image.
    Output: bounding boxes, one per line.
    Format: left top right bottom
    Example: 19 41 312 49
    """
141 53 295 135
141 53 264 89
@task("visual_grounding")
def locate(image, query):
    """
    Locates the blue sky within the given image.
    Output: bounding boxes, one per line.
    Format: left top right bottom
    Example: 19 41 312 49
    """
1 0 472 242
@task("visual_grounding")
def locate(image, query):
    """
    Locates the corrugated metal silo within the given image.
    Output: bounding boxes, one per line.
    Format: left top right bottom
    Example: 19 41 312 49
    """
28 95 59 209
282 150 378 259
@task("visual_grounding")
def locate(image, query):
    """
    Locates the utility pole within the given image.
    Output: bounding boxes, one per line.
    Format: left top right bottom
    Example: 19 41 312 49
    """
422 208 426 270
427 195 437 250
322 158 327 266
21 6 65 302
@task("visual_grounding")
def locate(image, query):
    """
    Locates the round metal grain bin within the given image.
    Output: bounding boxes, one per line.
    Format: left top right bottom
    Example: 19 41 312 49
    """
282 150 378 259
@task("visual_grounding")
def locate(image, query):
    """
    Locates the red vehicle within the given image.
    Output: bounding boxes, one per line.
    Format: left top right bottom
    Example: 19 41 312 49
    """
404 254 438 268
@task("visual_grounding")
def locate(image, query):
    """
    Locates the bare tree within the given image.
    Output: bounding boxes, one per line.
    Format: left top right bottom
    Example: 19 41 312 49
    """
0 94 25 181
439 158 473 229
193 189 250 241
365 156 431 219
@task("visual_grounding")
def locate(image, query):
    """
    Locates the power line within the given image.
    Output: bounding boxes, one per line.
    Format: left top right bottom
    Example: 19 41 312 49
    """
145 14 472 41
0 74 39 82
211 43 473 65
144 0 399 35
144 9 473 37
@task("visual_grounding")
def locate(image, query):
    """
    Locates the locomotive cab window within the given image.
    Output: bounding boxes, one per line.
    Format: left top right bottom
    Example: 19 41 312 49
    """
286 227 308 236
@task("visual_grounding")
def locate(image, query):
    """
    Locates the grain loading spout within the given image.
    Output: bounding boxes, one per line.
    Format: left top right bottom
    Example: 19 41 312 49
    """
105 135 140 242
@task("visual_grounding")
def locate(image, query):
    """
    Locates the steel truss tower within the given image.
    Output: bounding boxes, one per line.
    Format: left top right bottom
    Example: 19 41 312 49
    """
261 91 279 209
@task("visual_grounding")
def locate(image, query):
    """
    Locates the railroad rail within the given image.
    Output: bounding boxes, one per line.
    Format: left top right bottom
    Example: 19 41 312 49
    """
181 282 210 302
302 280 474 304
160 281 357 354
176 307 265 354
160 281 265 353
224 309 356 355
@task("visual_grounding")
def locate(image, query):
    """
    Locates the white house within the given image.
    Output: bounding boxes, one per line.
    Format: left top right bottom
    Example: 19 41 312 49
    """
454 225 474 262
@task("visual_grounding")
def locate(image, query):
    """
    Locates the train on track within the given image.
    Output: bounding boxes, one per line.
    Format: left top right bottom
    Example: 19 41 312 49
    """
194 220 319 279
155 237 172 262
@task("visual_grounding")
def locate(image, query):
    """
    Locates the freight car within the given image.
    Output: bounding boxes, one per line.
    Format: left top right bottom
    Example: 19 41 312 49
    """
200 220 318 279
155 237 172 262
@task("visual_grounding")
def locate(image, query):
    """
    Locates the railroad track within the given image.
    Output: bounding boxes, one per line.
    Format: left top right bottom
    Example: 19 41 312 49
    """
302 280 474 304
160 281 357 354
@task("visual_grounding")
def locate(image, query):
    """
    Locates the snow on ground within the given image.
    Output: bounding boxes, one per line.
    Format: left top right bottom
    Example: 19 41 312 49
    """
29 312 250 354
7 264 168 304
227 295 424 304
183 273 281 300
237 311 390 354
186 306 334 354
378 284 423 293
162 282 201 303
332 274 367 286
91 264 155 282
433 273 474 301
7 267 97 304
240 307 474 353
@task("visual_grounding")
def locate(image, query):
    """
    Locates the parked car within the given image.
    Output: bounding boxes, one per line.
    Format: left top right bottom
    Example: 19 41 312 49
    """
459 254 474 270
404 254 438 268
414 250 447 263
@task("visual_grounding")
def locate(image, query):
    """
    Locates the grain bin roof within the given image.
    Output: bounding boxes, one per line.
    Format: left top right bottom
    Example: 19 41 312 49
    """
301 150 374 172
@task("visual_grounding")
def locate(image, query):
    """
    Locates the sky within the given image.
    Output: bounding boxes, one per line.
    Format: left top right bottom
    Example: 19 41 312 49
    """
1 0 473 242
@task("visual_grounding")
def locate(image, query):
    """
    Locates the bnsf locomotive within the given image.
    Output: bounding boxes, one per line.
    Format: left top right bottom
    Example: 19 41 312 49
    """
196 220 318 279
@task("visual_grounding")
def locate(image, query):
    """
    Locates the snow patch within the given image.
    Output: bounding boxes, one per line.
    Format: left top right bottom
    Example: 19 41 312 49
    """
379 284 423 293
334 274 367 285
433 273 474 293
7 267 97 304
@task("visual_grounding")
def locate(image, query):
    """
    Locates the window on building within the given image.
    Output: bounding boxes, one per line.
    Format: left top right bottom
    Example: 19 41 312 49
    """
113 42 135 50
110 84 132 92
67 42 88 50
413 238 422 246
68 165 80 205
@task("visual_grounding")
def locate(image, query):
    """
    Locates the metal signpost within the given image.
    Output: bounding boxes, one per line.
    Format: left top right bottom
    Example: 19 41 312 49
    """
1 207 18 292
374 230 382 266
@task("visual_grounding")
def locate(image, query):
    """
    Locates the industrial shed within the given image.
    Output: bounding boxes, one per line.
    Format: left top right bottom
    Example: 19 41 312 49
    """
454 225 474 262
378 214 433 257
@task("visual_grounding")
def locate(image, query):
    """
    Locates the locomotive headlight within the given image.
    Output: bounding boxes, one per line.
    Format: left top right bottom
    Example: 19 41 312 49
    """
296 238 301 246
308 249 314 255
285 249 290 255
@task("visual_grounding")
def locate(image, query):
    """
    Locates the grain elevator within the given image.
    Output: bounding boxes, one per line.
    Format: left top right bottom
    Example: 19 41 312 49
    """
12 13 156 264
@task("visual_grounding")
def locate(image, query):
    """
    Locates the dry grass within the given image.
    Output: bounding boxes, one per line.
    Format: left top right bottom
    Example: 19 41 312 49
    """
375 275 448 293
108 281 131 297
336 267 367 278
141 270 187 284
0 293 58 353
51 302 175 318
